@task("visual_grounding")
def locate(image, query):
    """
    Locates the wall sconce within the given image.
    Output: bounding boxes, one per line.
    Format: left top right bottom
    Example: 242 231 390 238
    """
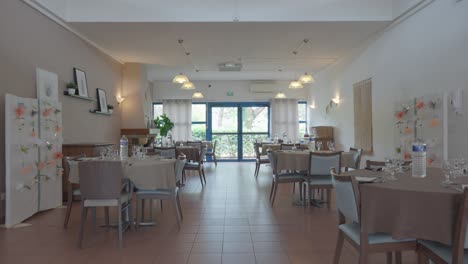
116 95 125 104
309 103 316 109
331 96 340 104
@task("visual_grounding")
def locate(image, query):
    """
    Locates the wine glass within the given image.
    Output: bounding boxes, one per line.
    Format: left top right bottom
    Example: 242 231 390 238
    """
441 160 454 185
328 142 335 151
317 142 322 151
384 159 398 181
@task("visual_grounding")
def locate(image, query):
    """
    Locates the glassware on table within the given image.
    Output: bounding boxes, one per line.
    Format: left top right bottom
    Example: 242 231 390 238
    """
327 142 335 151
441 160 454 186
316 142 322 151
100 149 106 159
383 159 398 181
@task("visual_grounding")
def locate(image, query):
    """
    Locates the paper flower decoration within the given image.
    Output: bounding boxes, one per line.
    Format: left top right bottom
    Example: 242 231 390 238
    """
42 108 52 117
53 152 63 160
15 106 25 118
21 166 31 174
31 130 37 137
416 101 425 110
47 160 56 166
427 158 434 166
429 100 437 110
429 118 440 128
403 152 411 160
37 161 45 171
55 126 61 133
395 111 405 120
404 127 413 134
20 145 29 154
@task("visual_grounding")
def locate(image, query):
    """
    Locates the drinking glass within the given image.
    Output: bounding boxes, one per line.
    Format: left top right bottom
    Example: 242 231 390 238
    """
441 161 454 185
100 149 106 159
328 142 335 151
316 142 322 151
384 159 398 181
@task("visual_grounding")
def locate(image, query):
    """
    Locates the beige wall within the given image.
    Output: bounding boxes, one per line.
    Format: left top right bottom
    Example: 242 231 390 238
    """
121 63 148 129
0 0 123 222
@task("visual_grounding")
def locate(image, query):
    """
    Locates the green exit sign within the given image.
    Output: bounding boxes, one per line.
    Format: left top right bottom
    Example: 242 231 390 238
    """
226 91 234 96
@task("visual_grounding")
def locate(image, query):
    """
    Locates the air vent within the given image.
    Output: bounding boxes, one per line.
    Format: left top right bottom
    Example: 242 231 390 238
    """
249 81 277 93
218 62 242 72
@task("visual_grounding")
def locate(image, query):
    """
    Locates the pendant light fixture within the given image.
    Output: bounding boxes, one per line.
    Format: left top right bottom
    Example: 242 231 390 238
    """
172 73 189 84
192 91 204 98
288 80 303 89
274 92 287 99
181 81 195 90
298 72 314 84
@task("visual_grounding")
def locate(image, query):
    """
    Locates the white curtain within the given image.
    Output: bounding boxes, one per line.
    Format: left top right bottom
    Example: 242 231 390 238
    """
163 99 192 141
270 98 299 142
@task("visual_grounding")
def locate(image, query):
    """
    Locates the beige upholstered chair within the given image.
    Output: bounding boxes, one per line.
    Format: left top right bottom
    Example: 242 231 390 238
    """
63 155 84 229
254 143 270 178
204 140 218 166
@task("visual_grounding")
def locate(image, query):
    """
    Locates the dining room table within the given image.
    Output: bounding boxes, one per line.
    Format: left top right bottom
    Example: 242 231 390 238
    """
341 167 468 245
68 155 179 190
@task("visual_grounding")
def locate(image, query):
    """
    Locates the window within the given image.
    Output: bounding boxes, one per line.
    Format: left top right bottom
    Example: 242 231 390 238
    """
192 103 207 140
153 103 163 119
298 101 308 137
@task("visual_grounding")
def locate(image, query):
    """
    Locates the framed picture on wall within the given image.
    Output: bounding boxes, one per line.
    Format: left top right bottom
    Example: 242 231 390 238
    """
73 68 88 97
96 88 108 113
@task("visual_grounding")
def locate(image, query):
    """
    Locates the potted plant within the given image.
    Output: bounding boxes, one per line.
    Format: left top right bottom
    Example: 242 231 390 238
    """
66 82 78 95
154 114 174 145
107 104 114 114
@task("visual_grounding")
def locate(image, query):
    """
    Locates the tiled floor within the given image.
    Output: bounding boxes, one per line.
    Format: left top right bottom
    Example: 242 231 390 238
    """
0 162 417 263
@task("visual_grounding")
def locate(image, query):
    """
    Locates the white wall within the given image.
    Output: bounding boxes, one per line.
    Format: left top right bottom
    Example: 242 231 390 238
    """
153 80 309 103
309 0 468 160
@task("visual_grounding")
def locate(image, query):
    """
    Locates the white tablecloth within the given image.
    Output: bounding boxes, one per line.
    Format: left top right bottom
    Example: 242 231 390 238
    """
68 156 178 189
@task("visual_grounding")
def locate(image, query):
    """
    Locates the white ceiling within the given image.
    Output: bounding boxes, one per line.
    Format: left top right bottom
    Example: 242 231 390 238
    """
70 21 390 81
32 0 416 81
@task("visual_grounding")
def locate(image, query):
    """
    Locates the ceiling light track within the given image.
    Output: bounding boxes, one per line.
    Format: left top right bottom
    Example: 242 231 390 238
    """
292 39 309 56
178 39 199 72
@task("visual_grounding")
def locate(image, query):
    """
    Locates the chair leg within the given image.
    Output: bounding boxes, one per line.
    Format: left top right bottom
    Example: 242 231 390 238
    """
176 193 183 220
417 251 429 264
254 163 259 178
118 203 123 248
292 183 296 194
327 189 332 209
128 201 134 230
333 230 345 264
64 193 73 229
299 183 303 201
136 198 140 230
182 169 186 183
269 180 275 200
214 155 218 166
78 203 88 248
105 207 110 230
395 252 402 264
173 196 182 229
202 167 207 184
271 183 278 205
198 169 204 185
386 252 393 264
160 200 164 211
359 249 368 264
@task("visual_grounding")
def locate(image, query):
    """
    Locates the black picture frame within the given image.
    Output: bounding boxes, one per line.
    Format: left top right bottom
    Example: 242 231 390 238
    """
73 68 88 97
96 88 108 113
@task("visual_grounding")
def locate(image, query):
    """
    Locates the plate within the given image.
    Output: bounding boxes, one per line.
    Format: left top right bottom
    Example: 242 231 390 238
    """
355 177 377 182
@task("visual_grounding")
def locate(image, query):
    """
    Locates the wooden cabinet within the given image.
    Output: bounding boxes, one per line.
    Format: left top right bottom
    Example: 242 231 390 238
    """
61 143 114 201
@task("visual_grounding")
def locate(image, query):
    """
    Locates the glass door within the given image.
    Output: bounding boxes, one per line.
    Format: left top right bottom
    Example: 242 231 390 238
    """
208 103 269 161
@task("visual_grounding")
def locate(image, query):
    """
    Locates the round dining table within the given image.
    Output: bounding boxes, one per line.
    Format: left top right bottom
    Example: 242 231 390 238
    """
342 168 468 245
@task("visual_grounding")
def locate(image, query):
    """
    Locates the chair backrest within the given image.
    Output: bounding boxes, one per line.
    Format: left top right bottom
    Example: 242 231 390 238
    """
199 146 207 163
211 140 217 154
268 151 277 174
331 168 360 224
175 159 185 183
78 161 123 200
449 188 468 264
349 147 363 169
309 152 342 176
155 147 176 158
64 155 85 183
187 141 202 151
280 144 295 150
254 143 261 158
366 160 386 170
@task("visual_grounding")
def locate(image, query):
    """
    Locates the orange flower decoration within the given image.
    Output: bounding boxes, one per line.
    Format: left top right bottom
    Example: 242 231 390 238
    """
429 118 440 128
416 101 425 110
47 160 56 166
15 106 25 118
53 152 63 160
395 111 405 120
21 166 31 174
404 127 413 134
37 161 45 171
403 152 411 160
427 158 434 166
42 108 52 117
55 126 62 133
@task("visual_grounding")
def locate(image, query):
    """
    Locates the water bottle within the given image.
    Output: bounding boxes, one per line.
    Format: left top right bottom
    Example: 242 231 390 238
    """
120 135 128 159
412 139 427 178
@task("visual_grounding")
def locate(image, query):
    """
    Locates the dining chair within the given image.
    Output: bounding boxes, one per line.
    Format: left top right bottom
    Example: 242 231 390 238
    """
366 160 386 170
204 140 218 166
135 159 185 230
183 146 207 185
254 143 270 178
268 151 306 205
280 143 296 150
330 168 416 264
78 161 133 248
303 151 341 209
417 188 468 264
187 141 202 152
63 155 84 229
155 146 176 159
345 147 363 171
